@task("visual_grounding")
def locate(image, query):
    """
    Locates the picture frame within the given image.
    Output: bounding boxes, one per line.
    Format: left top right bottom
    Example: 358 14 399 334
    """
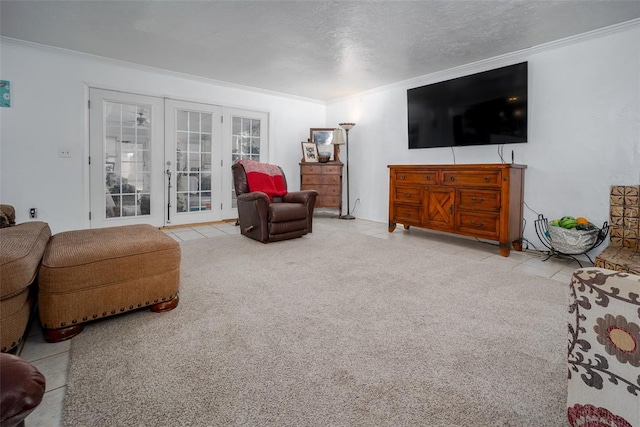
0 80 10 108
310 128 335 161
301 141 319 162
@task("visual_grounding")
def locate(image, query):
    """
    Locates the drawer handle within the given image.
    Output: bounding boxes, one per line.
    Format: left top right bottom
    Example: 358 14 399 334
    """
399 174 406 180
470 220 485 227
449 176 455 182
484 177 490 182
425 175 431 181
403 193 412 198
403 212 412 217
471 196 485 203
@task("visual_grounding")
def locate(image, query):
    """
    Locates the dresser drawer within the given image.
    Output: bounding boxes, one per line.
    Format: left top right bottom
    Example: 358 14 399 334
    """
308 184 341 196
317 195 341 208
393 204 422 225
302 175 341 186
301 164 342 175
320 165 342 175
457 189 500 212
300 164 323 175
457 212 499 238
394 171 437 185
442 170 501 187
394 186 422 204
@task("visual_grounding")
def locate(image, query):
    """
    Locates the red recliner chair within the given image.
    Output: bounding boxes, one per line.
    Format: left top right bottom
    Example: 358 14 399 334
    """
232 161 318 243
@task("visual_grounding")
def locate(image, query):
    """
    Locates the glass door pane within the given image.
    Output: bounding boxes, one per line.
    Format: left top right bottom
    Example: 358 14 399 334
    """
231 116 263 208
176 111 213 213
104 102 152 218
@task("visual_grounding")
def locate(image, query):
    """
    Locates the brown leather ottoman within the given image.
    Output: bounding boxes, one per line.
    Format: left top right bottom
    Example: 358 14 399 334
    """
38 224 180 342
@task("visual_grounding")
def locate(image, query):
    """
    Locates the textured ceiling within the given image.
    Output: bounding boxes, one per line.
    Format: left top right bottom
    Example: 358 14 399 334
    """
1 1 640 101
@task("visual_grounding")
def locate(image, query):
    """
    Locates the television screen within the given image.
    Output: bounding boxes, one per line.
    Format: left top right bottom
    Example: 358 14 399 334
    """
408 62 528 149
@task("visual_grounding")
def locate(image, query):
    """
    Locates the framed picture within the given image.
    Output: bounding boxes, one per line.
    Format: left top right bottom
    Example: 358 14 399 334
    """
301 141 319 162
0 81 10 108
310 128 335 160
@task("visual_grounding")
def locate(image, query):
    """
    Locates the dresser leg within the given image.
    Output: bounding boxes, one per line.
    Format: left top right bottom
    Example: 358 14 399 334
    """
499 244 510 257
388 222 396 232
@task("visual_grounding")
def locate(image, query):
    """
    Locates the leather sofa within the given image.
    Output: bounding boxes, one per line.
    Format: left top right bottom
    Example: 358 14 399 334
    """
0 205 51 353
0 352 46 427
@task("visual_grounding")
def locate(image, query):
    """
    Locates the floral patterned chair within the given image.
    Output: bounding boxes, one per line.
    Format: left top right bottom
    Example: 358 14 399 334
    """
567 268 640 427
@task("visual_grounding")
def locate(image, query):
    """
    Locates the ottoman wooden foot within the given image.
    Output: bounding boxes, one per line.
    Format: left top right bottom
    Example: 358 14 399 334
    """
42 324 84 343
150 295 179 313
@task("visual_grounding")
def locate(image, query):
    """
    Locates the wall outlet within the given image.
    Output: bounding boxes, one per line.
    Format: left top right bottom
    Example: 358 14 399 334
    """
29 208 37 218
59 148 72 158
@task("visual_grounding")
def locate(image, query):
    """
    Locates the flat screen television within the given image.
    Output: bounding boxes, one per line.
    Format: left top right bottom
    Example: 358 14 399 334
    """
407 62 528 149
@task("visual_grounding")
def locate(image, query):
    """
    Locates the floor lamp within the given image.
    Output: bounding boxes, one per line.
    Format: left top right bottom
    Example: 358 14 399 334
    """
339 122 355 220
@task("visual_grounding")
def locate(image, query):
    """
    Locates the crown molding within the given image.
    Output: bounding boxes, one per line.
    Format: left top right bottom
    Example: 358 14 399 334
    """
0 36 325 105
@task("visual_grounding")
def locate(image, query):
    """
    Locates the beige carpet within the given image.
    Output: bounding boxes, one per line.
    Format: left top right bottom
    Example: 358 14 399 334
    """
63 228 567 426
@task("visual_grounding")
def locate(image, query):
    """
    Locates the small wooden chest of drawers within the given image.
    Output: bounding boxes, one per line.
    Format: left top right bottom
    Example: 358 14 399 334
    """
388 163 526 257
300 162 343 216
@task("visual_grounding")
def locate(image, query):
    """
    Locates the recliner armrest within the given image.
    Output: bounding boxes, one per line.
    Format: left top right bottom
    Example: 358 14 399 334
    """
283 190 318 205
237 192 270 203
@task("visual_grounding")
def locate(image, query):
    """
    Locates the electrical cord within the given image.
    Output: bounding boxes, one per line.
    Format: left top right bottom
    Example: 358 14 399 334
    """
498 145 505 163
450 146 456 164
524 201 540 216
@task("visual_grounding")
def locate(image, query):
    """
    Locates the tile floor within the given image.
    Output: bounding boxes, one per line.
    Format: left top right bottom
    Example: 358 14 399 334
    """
20 215 591 426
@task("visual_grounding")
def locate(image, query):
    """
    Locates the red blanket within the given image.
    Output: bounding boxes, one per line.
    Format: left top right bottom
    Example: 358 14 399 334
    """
237 160 287 199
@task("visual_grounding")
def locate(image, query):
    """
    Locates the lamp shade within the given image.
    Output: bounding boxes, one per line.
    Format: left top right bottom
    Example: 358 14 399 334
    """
332 128 345 145
339 122 355 131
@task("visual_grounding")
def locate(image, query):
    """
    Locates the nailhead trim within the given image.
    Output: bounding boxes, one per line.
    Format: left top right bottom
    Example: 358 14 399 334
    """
39 296 177 329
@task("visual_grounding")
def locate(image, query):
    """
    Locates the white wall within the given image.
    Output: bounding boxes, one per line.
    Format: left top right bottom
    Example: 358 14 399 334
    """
326 23 640 253
0 39 325 233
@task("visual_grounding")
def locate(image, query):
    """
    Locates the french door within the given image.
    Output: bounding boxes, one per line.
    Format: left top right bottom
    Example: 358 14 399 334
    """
164 100 223 225
89 88 268 228
89 89 165 227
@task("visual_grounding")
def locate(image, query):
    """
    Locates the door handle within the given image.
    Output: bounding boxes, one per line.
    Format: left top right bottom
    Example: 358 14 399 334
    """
449 205 453 214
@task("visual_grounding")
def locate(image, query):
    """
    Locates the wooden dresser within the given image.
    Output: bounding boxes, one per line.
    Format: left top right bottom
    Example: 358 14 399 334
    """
300 162 343 216
388 163 526 256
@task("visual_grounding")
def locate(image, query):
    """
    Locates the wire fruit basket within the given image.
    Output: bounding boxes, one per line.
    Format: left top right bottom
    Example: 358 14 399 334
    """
534 214 609 266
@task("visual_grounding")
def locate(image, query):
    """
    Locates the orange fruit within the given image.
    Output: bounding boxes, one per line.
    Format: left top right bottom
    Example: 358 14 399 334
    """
576 217 589 225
